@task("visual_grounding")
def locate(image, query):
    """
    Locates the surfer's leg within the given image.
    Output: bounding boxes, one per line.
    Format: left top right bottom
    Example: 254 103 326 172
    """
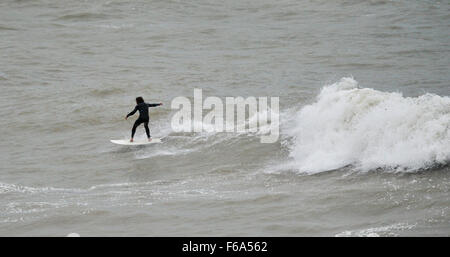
144 121 151 139
131 118 143 140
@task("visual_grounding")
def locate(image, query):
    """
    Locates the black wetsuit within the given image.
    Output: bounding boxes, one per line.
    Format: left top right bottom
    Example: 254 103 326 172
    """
127 102 162 138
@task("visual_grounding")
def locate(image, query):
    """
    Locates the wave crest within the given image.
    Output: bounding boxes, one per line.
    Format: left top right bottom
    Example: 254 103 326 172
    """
288 77 450 173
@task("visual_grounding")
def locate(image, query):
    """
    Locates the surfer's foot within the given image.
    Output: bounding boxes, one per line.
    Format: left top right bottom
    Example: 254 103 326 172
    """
148 138 152 142
130 138 134 142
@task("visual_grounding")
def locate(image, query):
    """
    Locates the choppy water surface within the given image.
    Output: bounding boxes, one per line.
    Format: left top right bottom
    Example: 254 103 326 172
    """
0 0 449 236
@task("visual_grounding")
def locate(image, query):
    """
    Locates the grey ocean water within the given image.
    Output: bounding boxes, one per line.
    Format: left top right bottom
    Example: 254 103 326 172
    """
0 0 449 236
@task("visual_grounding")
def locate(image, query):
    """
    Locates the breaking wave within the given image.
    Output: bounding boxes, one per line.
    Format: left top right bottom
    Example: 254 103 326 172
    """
287 77 450 174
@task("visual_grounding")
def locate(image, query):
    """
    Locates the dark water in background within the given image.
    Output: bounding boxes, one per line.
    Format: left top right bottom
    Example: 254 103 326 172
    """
0 0 449 236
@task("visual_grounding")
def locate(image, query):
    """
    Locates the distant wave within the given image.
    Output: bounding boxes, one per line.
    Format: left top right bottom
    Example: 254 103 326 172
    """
0 25 18 31
55 12 111 21
287 77 450 174
88 87 125 97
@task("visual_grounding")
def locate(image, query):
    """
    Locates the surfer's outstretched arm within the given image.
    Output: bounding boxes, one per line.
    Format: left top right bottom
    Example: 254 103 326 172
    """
147 103 163 107
125 106 138 120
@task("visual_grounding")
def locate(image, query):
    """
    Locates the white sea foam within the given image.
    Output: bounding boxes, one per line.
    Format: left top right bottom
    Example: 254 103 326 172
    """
0 182 84 194
287 77 450 174
0 180 164 195
134 148 193 159
335 222 416 237
168 106 279 136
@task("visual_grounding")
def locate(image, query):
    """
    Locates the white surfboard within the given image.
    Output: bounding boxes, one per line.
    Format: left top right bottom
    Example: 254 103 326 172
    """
110 138 162 146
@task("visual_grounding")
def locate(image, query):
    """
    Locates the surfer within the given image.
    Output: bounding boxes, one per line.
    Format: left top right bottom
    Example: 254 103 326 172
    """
125 97 162 142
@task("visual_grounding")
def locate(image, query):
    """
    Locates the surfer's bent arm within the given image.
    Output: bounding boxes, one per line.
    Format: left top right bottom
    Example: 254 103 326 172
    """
126 106 138 118
148 103 163 107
